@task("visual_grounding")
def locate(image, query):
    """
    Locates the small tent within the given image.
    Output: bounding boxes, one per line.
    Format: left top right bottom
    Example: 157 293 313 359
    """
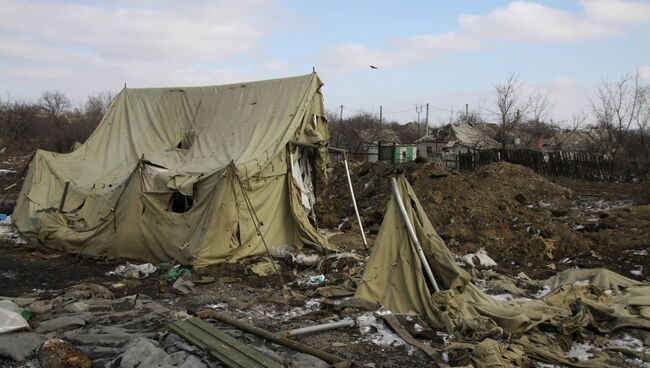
13 73 335 267
355 176 650 367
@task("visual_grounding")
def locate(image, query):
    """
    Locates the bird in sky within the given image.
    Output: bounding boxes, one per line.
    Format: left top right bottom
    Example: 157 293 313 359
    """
370 65 378 69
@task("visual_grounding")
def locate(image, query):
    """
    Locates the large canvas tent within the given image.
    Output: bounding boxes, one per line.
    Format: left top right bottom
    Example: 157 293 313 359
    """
13 73 335 267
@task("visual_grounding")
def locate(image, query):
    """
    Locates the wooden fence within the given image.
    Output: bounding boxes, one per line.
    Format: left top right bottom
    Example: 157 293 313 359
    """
458 149 613 180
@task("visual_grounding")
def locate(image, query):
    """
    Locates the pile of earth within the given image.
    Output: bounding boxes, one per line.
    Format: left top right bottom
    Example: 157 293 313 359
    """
317 161 593 279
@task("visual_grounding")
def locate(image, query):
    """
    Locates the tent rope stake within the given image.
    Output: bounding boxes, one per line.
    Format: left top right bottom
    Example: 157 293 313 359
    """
390 177 440 293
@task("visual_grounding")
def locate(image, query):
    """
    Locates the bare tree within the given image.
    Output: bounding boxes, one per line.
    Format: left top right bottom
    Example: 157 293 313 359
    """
84 91 113 122
634 84 650 166
39 90 70 119
493 73 551 148
590 70 645 168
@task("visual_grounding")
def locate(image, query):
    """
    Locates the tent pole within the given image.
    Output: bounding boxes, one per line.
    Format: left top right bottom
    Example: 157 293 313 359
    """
390 177 440 292
344 157 367 248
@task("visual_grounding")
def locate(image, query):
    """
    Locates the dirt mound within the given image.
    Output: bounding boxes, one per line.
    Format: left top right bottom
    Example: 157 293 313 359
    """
318 161 588 278
472 161 574 204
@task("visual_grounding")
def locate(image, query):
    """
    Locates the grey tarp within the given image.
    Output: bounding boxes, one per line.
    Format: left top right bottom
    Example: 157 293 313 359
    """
13 73 335 267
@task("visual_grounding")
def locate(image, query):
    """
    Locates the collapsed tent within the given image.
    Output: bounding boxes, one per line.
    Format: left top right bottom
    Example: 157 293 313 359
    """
13 73 335 267
355 176 650 367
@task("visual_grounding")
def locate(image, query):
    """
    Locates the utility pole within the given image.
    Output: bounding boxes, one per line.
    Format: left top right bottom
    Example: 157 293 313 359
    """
465 103 469 118
336 105 343 147
379 105 383 128
425 103 430 136
416 104 423 138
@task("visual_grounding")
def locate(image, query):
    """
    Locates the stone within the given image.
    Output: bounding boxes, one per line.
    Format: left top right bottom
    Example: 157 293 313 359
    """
0 332 47 361
38 338 92 368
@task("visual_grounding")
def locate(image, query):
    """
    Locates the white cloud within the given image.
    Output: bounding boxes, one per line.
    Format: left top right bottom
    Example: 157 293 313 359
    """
0 0 287 99
459 0 650 43
319 1 650 72
257 61 290 73
582 0 650 24
320 32 481 72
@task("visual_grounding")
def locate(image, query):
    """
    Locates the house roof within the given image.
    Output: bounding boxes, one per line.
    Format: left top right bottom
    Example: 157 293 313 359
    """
544 129 612 151
354 128 401 144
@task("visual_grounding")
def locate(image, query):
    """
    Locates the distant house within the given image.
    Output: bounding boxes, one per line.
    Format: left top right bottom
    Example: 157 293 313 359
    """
542 129 612 153
351 128 417 163
416 123 500 159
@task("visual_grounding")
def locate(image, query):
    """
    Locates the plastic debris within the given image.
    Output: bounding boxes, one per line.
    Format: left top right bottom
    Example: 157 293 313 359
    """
0 300 30 334
172 277 194 295
308 274 326 285
107 262 157 279
457 248 497 268
247 258 280 277
158 263 191 281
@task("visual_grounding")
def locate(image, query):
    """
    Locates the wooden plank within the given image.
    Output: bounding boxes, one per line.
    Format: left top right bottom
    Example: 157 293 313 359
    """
381 315 444 367
169 317 283 368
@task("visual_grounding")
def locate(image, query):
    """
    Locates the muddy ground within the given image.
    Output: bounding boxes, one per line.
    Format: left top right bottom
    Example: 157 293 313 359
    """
1 156 649 367
318 161 650 282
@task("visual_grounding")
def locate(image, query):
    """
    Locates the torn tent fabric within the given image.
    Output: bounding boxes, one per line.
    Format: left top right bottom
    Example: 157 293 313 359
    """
355 176 650 367
13 74 335 267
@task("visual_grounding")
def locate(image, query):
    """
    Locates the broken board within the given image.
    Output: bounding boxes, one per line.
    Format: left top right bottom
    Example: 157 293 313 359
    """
168 317 283 368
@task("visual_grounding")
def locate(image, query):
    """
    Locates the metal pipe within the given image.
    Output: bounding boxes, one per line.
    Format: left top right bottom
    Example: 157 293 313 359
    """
390 177 440 293
283 319 355 338
344 159 367 247
197 311 351 368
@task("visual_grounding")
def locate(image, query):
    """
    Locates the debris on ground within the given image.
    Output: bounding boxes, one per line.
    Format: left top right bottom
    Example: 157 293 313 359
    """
0 160 648 367
107 262 157 279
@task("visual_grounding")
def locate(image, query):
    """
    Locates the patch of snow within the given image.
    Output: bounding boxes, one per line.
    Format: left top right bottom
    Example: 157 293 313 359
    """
533 286 552 299
0 221 27 244
630 266 643 277
441 351 449 363
0 169 16 175
606 333 645 352
473 279 488 292
208 303 229 310
627 249 648 256
566 342 594 361
436 331 452 345
247 298 324 322
574 280 590 286
605 333 650 367
488 294 531 302
413 323 424 333
337 217 349 231
356 312 412 351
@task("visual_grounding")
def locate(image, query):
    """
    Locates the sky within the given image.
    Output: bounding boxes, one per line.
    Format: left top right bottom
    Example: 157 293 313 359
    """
1 0 649 125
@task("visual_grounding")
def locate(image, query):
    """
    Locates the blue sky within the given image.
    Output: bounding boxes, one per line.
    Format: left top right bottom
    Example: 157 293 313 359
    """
1 0 649 124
